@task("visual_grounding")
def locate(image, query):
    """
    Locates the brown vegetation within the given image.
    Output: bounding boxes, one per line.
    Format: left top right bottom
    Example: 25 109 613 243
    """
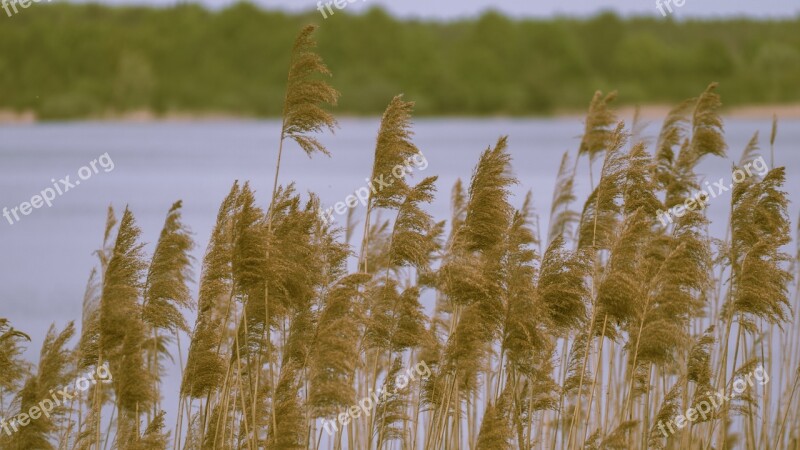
1 25 799 450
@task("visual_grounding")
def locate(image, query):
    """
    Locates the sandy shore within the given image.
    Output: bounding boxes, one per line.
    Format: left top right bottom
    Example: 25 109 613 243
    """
0 110 37 124
3 104 800 124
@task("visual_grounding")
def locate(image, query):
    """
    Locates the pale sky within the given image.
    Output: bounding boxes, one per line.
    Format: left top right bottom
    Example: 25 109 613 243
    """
73 0 800 19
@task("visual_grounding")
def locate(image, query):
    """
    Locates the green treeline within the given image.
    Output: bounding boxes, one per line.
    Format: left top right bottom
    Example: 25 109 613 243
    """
2 3 800 119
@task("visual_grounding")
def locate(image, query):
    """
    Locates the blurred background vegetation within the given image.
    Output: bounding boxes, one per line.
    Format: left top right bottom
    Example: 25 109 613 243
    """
2 3 800 119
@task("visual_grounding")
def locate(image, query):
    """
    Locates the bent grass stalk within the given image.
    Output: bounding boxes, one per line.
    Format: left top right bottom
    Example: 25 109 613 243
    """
2 30 800 450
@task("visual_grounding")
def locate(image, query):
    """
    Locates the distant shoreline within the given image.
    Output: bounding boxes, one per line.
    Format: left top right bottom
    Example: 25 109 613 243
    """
2 104 800 124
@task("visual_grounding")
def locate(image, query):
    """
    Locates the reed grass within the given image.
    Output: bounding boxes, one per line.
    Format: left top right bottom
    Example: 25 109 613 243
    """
1 25 799 450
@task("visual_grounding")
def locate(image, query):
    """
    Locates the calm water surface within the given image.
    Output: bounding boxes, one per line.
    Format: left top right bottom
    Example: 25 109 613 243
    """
1 117 798 426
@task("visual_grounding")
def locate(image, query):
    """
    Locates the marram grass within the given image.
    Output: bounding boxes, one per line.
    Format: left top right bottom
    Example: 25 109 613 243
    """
2 25 800 450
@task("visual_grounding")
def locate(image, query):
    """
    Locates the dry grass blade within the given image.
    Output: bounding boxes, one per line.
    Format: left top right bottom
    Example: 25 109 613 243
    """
476 385 514 450
281 24 339 157
547 152 579 245
577 123 628 251
689 82 727 162
578 91 618 162
462 136 517 253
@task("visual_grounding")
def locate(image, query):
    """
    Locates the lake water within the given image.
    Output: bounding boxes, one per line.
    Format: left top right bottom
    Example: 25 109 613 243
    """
1 117 798 431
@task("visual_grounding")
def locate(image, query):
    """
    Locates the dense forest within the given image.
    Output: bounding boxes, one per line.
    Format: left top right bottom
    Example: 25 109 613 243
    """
1 4 800 119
